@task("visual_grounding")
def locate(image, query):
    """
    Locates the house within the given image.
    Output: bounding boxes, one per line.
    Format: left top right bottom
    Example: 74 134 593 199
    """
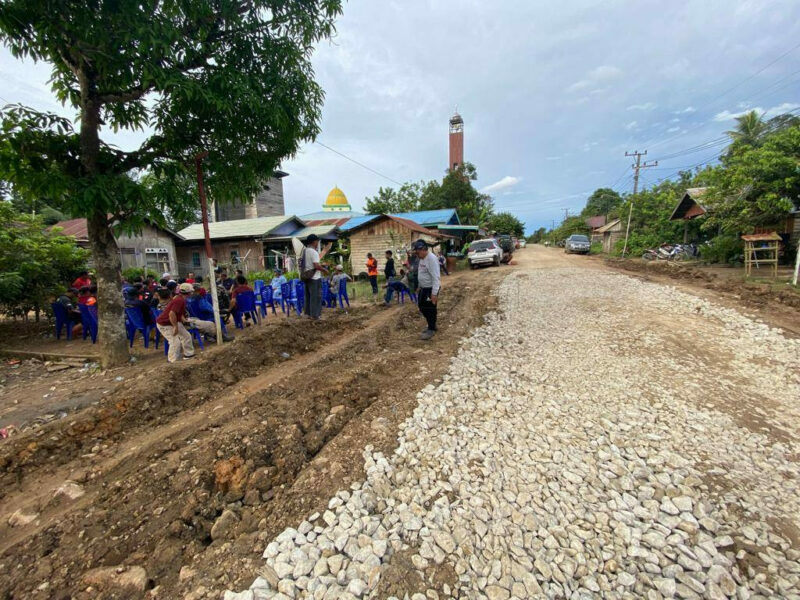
670 187 709 242
211 170 288 222
585 216 607 243
52 217 183 274
344 215 455 275
176 215 308 274
595 218 624 254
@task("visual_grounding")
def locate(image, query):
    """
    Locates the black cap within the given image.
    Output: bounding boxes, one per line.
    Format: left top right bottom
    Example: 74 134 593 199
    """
306 234 320 243
411 239 428 250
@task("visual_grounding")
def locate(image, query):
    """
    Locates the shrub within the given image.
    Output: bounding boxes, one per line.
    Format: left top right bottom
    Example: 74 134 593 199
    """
699 235 743 265
121 266 159 281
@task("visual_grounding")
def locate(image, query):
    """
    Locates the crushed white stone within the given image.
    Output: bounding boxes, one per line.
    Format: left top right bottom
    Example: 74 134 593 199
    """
227 268 800 599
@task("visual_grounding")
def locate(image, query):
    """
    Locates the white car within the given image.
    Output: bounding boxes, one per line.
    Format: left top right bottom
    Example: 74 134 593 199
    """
468 239 502 268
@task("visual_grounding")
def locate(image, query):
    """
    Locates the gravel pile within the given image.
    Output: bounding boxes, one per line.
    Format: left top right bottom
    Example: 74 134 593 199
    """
225 268 800 600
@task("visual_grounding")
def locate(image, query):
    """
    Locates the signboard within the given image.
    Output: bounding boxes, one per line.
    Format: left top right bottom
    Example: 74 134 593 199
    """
145 247 169 254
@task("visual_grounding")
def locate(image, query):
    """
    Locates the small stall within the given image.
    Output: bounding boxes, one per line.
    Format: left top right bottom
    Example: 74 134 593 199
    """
742 232 781 278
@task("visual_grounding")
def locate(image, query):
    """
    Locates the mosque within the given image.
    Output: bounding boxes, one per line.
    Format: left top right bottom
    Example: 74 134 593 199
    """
299 186 366 227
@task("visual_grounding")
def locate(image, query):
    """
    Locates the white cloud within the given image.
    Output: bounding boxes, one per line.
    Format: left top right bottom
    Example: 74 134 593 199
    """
670 118 680 123
567 65 623 93
715 102 800 122
627 102 656 111
480 176 521 194
675 106 696 114
624 121 638 130
667 126 680 132
765 102 800 116
545 155 564 161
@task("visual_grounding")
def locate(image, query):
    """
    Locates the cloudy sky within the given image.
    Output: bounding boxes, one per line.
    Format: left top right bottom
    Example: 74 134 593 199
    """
2 0 800 232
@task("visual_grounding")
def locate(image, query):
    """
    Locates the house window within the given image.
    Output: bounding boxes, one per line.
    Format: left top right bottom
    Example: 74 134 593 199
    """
191 251 201 268
230 245 240 263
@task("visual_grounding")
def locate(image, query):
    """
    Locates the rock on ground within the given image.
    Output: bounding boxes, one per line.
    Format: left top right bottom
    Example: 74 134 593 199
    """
226 267 800 599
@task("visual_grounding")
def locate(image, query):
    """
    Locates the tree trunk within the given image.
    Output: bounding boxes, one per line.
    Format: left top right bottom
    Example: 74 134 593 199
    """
87 213 130 367
79 68 129 367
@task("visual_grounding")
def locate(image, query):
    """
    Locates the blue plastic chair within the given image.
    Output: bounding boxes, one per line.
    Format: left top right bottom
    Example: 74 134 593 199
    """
186 297 228 335
232 290 260 328
260 286 277 317
253 280 265 313
321 280 336 308
281 281 302 316
337 278 350 309
293 280 305 315
152 308 205 356
124 307 154 348
51 302 73 340
79 304 98 343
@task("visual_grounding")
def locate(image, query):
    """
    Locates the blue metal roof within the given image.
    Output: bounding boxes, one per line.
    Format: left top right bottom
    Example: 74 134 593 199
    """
389 209 460 226
339 214 381 231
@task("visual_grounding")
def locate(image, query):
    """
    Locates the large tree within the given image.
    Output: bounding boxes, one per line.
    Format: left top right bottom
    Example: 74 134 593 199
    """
419 163 494 226
580 188 622 217
364 181 425 214
705 125 800 235
486 212 525 237
0 0 341 366
725 110 769 150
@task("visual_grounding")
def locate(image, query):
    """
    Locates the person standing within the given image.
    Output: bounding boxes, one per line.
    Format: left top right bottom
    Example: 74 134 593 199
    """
384 250 396 280
366 253 379 299
413 240 441 340
71 271 92 290
301 234 330 320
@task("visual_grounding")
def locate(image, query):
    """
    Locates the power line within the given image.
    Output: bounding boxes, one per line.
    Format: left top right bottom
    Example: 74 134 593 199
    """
640 40 800 150
314 140 404 186
622 150 658 256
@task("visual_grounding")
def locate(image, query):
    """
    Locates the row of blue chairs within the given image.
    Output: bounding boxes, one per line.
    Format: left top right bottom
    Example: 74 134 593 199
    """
52 303 98 343
251 279 351 318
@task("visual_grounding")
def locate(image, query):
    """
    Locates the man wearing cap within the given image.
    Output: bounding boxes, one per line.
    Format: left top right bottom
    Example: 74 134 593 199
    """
413 240 441 340
300 234 331 319
156 282 220 362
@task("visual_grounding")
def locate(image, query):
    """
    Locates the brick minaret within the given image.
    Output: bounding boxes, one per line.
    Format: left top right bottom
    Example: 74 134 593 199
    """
449 111 464 171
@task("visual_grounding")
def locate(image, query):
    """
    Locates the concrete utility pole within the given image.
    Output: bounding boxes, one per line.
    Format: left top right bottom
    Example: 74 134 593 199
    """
562 208 570 223
622 150 658 257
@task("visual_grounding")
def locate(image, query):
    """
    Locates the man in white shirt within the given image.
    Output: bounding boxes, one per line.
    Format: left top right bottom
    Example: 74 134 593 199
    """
412 239 441 340
301 234 330 319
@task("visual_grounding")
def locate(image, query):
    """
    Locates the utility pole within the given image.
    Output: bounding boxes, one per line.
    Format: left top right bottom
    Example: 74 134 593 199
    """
195 152 223 346
562 208 570 223
622 150 658 257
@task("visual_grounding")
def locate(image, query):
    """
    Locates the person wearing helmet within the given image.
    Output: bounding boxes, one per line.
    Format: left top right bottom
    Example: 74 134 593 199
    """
412 239 440 340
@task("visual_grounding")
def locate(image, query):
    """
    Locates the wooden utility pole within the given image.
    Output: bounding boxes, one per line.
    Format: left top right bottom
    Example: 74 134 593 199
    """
195 152 223 345
622 150 658 257
562 208 570 223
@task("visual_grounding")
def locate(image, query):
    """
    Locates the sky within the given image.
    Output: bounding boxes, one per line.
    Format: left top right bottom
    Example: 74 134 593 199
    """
2 0 800 233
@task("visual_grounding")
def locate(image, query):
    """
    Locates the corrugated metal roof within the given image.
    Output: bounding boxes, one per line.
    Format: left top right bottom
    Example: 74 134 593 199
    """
595 218 622 233
346 214 455 239
178 216 301 241
269 225 340 241
339 214 381 231
52 218 89 242
389 209 460 225
299 210 365 221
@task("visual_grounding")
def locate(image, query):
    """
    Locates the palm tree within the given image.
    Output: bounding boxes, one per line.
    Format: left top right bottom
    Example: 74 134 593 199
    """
725 110 768 147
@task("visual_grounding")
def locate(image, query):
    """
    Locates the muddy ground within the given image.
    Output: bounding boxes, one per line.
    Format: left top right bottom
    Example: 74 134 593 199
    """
603 256 800 337
0 264 505 600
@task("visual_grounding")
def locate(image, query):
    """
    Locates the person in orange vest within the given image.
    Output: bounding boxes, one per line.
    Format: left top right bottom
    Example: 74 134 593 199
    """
366 253 379 300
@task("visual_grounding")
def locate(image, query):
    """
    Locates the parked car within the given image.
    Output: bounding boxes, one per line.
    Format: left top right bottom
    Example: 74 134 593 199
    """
495 234 515 263
564 234 591 254
519 240 527 248
467 239 502 268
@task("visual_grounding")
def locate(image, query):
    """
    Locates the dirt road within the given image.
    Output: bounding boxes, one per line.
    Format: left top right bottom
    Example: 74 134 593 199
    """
0 262 506 599
2 247 798 600
228 247 799 600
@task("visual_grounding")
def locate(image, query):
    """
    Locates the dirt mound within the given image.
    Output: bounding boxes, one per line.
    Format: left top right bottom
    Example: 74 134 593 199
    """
0 267 505 599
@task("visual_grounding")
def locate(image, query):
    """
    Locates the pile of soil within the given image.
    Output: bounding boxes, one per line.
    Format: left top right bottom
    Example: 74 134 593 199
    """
0 267 504 599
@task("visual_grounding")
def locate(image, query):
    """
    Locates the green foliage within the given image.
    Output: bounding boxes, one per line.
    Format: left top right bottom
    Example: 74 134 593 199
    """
580 188 622 217
248 270 299 283
590 242 603 255
698 235 743 265
546 215 591 244
0 0 342 232
527 227 547 243
365 182 426 214
0 203 88 316
704 125 800 235
121 266 158 281
363 163 495 226
486 212 525 237
725 110 769 152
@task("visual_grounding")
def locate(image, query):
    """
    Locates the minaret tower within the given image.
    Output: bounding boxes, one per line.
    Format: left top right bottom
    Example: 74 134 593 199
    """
449 110 464 171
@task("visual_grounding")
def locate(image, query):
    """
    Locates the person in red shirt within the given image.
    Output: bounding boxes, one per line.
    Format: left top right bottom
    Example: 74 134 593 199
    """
366 253 379 300
72 271 92 290
229 275 253 312
185 272 196 284
155 283 204 362
77 286 92 305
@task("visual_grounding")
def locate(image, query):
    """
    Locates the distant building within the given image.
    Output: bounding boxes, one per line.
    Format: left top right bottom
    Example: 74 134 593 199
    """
585 216 607 243
595 219 624 254
449 111 464 171
52 218 182 274
212 171 288 222
301 186 365 226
